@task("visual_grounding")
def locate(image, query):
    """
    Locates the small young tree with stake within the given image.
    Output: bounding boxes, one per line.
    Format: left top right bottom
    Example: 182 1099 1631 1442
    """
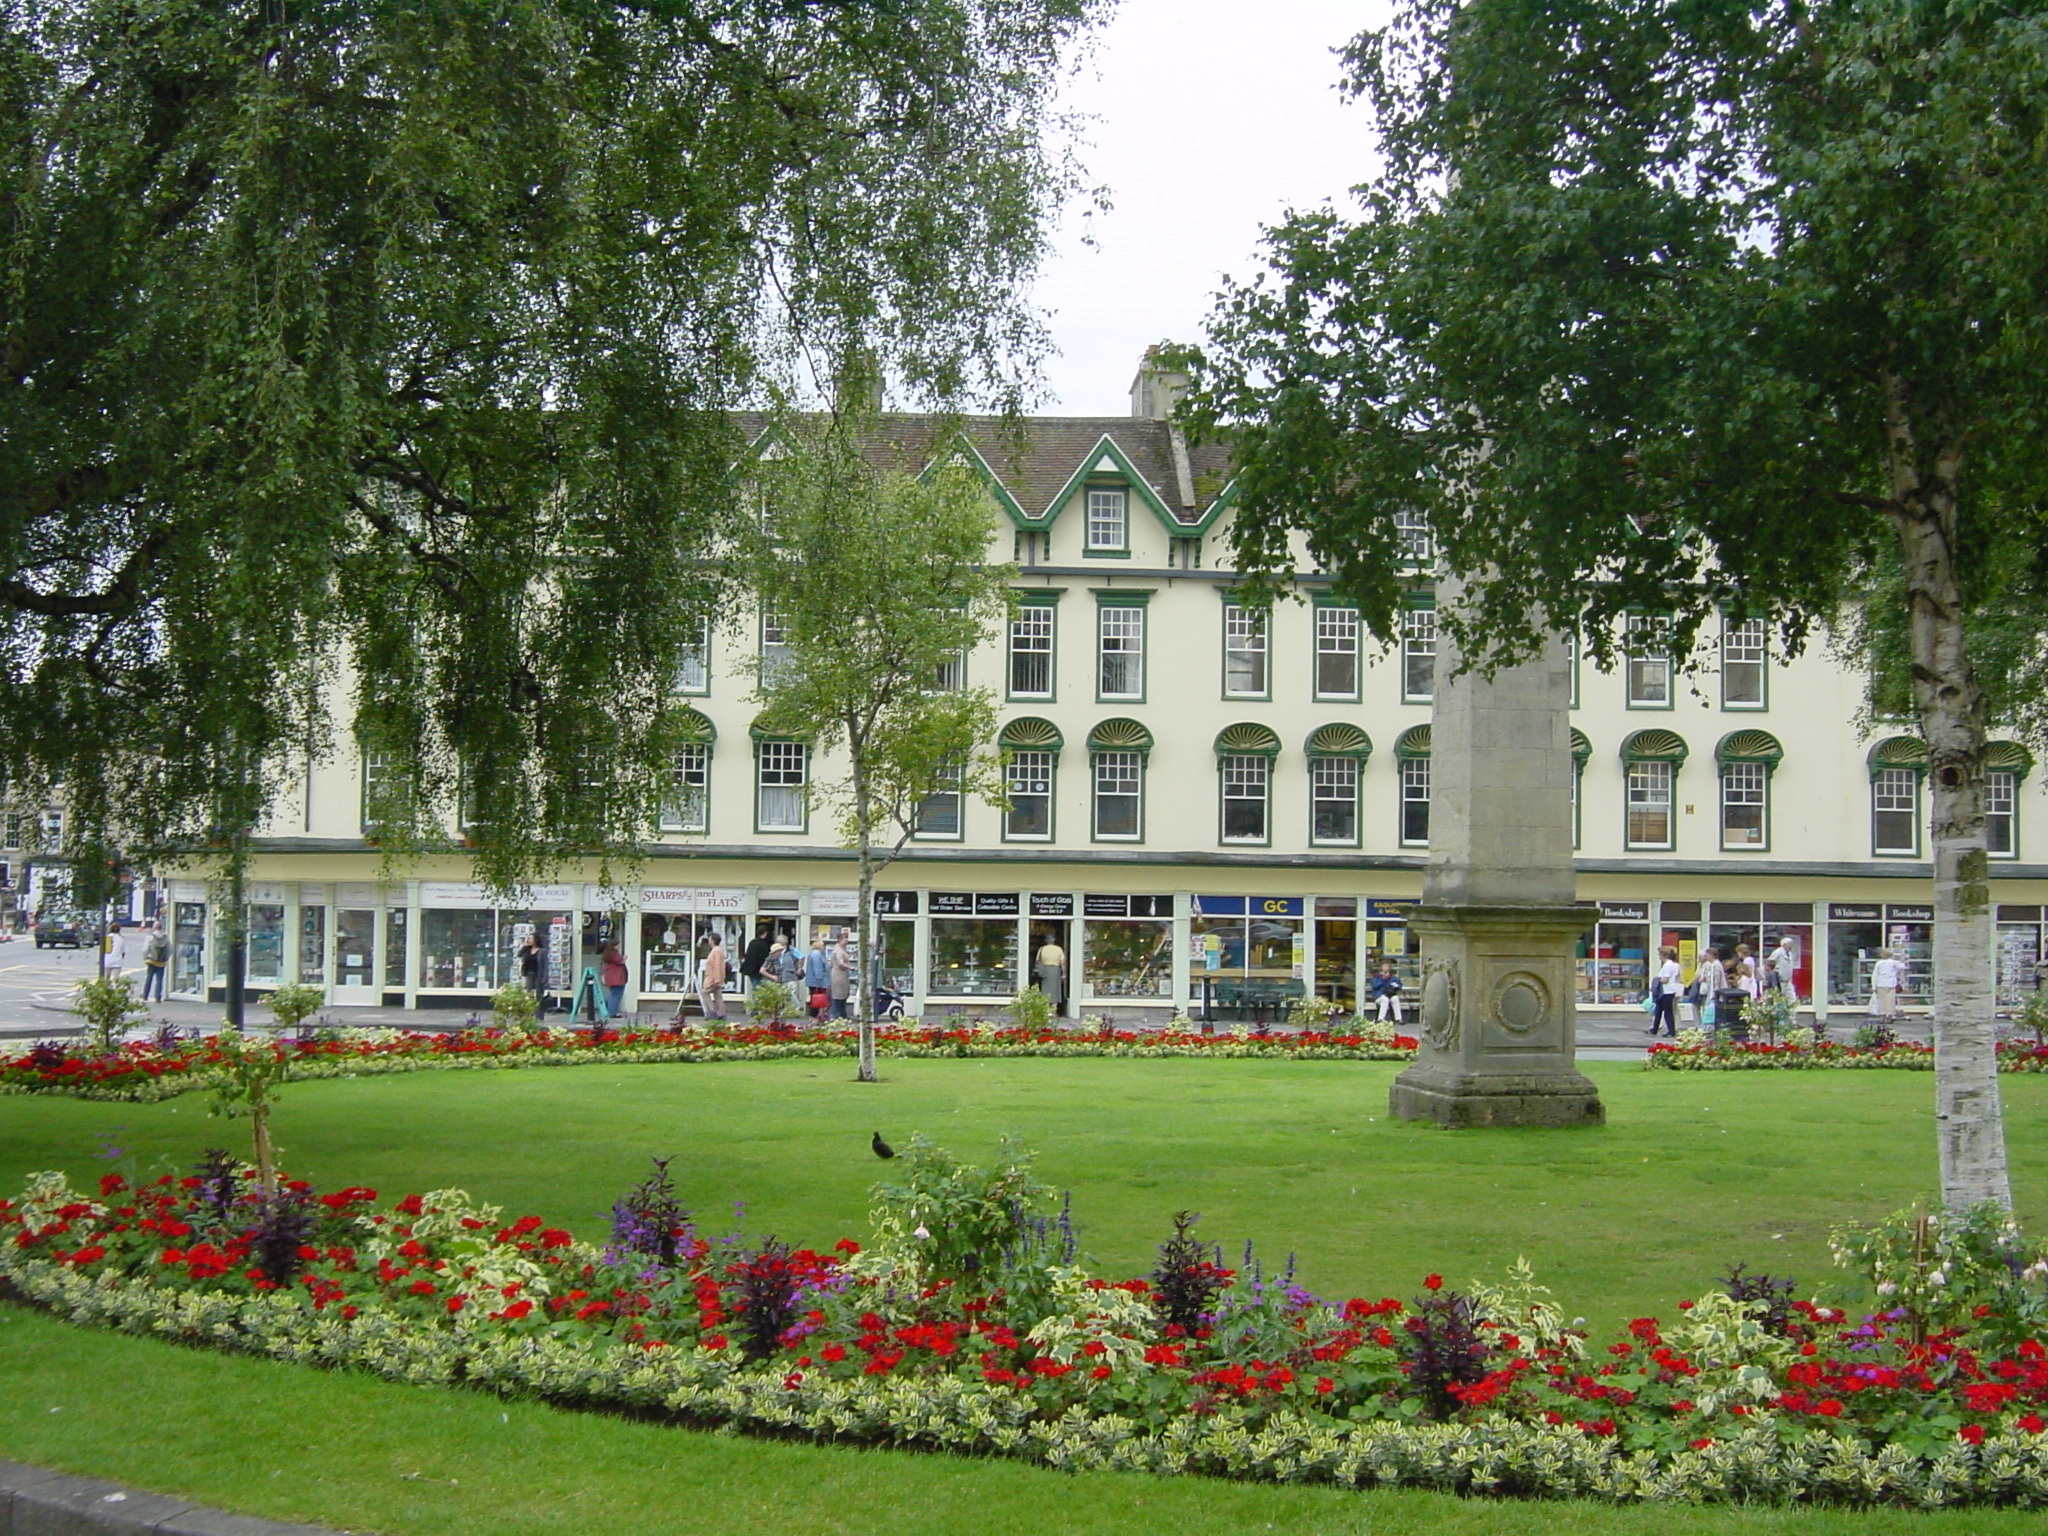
748 425 1013 1082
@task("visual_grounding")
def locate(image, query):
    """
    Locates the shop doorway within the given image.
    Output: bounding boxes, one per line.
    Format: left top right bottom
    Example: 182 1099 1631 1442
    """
331 908 378 1005
1030 921 1071 1016
1314 900 1358 1006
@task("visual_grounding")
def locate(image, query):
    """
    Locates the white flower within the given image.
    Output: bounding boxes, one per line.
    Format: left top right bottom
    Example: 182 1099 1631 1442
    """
1926 1270 1946 1287
1876 1282 1896 1296
913 1225 930 1241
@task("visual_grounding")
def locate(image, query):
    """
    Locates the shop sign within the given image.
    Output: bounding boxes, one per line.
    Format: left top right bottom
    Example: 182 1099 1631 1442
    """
636 886 749 913
171 880 207 903
1365 899 1415 920
1291 932 1305 980
1598 902 1649 921
930 892 976 914
1886 904 1934 922
298 883 331 905
808 890 858 916
975 893 1020 915
1197 895 1300 917
421 881 489 908
523 884 579 909
1084 894 1129 917
335 883 378 907
1029 893 1075 917
873 891 919 914
245 882 288 906
1828 903 1882 922
582 884 628 908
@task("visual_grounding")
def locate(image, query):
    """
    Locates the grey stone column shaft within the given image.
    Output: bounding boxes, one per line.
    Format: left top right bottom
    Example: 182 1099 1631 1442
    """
1389 580 1602 1127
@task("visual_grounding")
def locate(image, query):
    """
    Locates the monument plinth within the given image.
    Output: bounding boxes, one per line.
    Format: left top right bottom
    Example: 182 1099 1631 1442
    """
1389 587 1602 1127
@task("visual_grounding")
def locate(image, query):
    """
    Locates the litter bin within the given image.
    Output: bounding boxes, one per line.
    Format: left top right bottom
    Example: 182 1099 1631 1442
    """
1715 989 1752 1042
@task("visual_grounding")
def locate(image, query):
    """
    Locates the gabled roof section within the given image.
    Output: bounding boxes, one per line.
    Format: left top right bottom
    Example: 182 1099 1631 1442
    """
921 432 1029 528
1043 434 1179 533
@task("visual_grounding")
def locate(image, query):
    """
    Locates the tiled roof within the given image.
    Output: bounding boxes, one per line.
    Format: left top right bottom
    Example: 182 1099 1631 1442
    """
734 412 1234 523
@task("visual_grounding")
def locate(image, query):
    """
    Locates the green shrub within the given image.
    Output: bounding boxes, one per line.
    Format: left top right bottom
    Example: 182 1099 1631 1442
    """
491 983 537 1034
748 981 797 1025
264 982 325 1033
866 1134 1053 1288
1007 985 1054 1031
71 974 150 1052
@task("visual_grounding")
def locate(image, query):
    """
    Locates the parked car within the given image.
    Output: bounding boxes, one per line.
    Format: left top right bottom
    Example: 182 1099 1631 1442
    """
33 913 98 949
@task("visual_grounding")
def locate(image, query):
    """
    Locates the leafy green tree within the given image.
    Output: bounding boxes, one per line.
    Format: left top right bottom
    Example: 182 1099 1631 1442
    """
1184 0 2048 1209
1 0 1102 896
748 427 1012 1080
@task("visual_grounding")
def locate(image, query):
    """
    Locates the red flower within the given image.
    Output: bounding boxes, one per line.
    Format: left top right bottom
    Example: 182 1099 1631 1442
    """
1959 1423 1987 1446
821 1343 847 1363
1316 1377 1335 1395
396 1194 425 1216
2018 1415 2045 1435
1690 1437 1714 1451
1423 1274 1443 1291
1090 1365 1112 1380
1816 1399 1843 1417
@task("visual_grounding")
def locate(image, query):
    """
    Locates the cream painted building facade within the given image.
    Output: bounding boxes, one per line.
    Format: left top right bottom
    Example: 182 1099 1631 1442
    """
158 370 2048 1020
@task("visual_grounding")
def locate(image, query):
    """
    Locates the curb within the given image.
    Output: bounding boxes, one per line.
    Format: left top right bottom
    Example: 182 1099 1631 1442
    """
0 1459 352 1535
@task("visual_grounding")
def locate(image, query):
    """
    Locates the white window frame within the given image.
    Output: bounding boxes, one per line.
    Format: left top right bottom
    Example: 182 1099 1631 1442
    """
1399 757 1430 847
660 743 710 834
1720 616 1767 710
1008 606 1054 699
932 648 967 693
912 762 965 840
759 606 793 684
1625 759 1675 850
1218 755 1271 844
1098 605 1146 701
1988 769 2019 859
1003 750 1054 841
1222 604 1269 699
755 740 808 833
361 752 406 833
1092 750 1143 841
676 618 712 696
1626 615 1673 708
1393 506 1435 566
1309 756 1360 846
1314 605 1360 700
1719 760 1768 850
1086 488 1129 551
1401 606 1436 703
1872 767 1921 856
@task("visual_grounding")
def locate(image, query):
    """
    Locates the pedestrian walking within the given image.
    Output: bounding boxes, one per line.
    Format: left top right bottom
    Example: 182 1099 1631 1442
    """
699 932 729 1021
1869 949 1906 1019
140 920 170 1001
1034 934 1066 1017
518 933 548 1016
828 929 854 1020
803 936 831 1019
1646 945 1682 1038
600 941 629 1021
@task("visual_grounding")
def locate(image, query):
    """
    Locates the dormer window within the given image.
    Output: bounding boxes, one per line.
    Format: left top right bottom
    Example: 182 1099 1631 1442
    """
1086 488 1128 551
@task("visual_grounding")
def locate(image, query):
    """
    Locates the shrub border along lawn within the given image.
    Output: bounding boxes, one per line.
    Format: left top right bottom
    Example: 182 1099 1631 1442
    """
0 1024 1420 1103
1646 1039 2048 1072
8 1244 2048 1510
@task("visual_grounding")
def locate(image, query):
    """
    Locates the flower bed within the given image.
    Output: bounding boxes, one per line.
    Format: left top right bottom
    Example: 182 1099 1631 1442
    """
0 1023 1419 1103
6 1163 2048 1506
1646 1038 2048 1073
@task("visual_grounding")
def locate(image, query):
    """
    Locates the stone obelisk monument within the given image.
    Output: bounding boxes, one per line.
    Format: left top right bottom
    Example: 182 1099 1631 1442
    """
1389 583 1603 1126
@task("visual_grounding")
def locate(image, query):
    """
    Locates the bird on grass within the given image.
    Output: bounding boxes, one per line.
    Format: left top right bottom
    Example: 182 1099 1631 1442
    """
871 1132 895 1160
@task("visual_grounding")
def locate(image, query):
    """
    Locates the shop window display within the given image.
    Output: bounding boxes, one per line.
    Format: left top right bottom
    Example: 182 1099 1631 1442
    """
383 908 408 988
1083 919 1171 998
299 906 327 985
928 918 1019 996
173 902 206 995
1314 898 1358 1005
419 909 496 990
1996 910 2041 1011
246 904 285 984
879 920 916 994
500 911 571 999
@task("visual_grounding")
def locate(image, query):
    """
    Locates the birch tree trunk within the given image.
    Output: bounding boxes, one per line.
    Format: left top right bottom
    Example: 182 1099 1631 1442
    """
1886 387 2010 1210
853 758 877 1084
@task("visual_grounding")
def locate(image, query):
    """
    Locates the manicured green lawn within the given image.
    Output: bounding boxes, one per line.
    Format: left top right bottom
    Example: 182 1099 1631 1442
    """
2 1056 2045 1534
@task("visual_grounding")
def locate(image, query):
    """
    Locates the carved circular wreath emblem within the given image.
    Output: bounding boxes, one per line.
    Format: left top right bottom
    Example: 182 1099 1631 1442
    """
1420 957 1460 1052
1492 971 1550 1035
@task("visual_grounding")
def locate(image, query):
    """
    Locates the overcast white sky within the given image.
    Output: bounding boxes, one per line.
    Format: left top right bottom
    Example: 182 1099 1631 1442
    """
1029 0 1393 416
